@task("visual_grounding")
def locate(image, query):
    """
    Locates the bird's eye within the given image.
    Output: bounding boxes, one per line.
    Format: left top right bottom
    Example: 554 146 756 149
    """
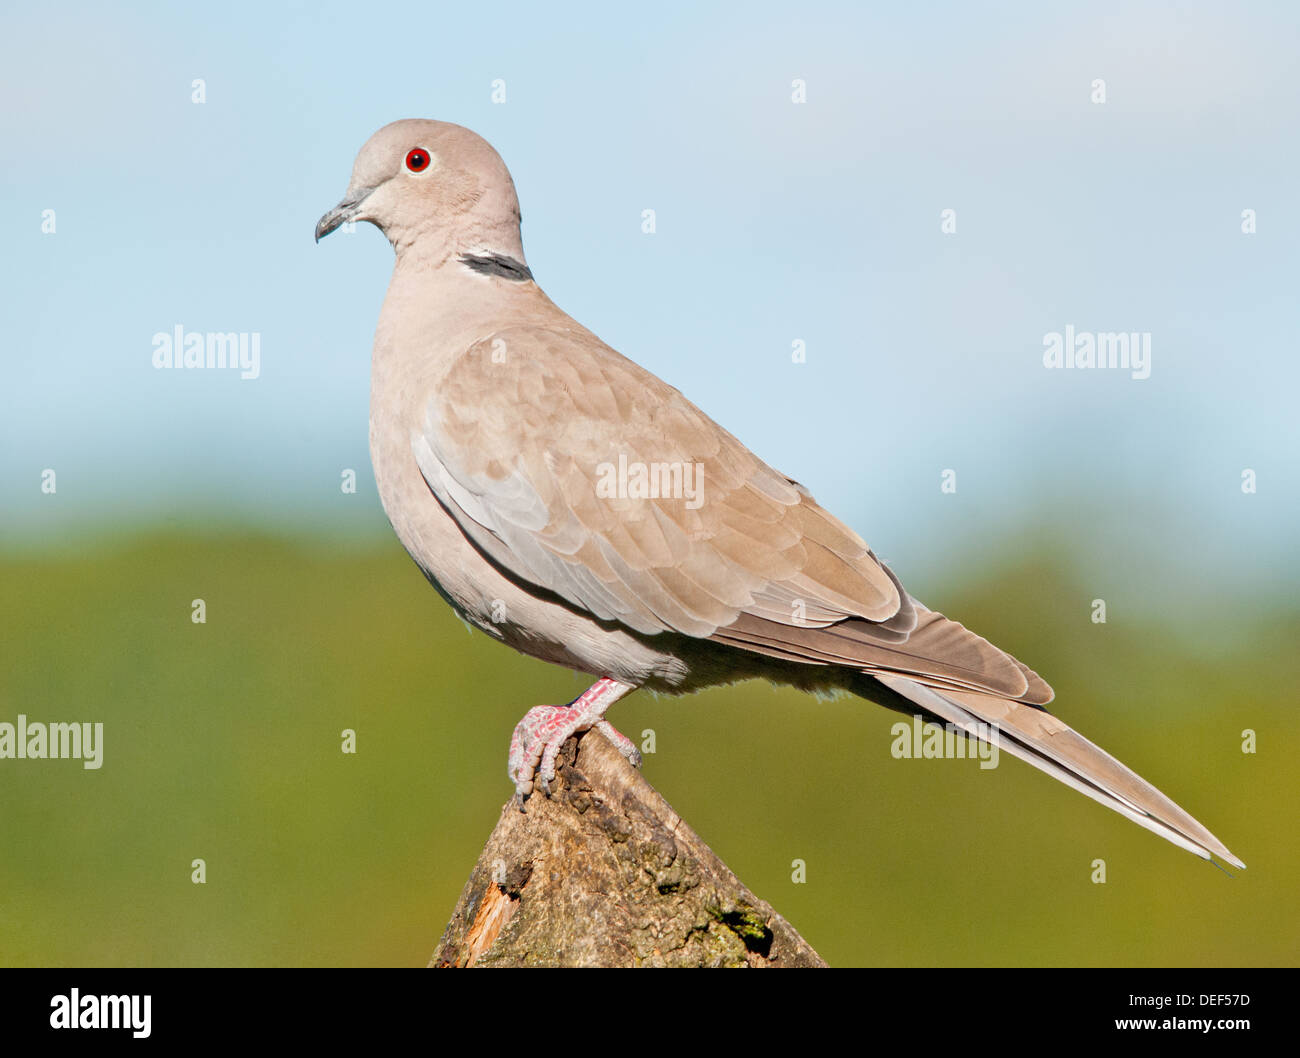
405 148 431 173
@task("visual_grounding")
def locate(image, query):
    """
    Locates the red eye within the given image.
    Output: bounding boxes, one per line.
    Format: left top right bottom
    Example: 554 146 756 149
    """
405 148 431 173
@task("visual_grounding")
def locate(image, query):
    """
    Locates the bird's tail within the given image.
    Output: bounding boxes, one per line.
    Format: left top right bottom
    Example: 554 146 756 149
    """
874 673 1245 869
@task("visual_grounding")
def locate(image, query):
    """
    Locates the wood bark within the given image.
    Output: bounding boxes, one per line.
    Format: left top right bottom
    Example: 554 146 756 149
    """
431 730 825 968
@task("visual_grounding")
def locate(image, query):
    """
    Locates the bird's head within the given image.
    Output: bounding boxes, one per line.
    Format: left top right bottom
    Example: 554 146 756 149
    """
315 119 525 262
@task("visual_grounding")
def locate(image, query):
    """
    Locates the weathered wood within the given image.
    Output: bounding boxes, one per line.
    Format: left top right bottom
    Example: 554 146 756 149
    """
431 730 826 967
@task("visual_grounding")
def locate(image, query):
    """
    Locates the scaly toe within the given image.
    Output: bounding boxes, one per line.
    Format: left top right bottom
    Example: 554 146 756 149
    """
508 702 581 803
595 719 643 768
505 680 639 801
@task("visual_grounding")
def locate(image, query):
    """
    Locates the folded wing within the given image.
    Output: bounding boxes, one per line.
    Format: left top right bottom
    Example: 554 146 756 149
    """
413 325 1042 705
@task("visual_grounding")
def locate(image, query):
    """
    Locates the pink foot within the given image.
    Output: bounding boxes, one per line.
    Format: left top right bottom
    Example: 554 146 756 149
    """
508 678 636 804
595 720 643 769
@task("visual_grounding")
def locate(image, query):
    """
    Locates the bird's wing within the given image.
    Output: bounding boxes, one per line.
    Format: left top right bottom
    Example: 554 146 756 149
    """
412 325 1046 703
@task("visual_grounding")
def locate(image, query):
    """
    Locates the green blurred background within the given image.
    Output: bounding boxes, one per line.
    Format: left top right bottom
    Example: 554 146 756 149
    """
2 526 1295 966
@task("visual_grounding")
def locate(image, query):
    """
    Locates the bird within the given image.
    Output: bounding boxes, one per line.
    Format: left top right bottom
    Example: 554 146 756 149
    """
316 118 1243 869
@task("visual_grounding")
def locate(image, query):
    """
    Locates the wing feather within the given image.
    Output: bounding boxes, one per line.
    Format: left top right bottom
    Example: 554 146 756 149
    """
414 324 1047 703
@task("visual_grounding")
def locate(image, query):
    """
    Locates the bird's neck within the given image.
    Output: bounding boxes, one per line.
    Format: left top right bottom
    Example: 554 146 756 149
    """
389 199 526 268
372 249 553 384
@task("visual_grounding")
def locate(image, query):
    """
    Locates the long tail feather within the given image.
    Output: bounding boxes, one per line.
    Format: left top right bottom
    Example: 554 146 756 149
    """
875 674 1245 869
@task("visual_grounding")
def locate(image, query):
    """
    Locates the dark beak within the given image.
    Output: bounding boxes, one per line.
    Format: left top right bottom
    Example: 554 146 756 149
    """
315 186 376 242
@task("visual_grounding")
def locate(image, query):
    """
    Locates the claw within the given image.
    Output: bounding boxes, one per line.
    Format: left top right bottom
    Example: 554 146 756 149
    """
505 678 636 799
595 719 642 768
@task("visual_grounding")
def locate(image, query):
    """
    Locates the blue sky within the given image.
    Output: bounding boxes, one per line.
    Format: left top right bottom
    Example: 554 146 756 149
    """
3 0 1297 608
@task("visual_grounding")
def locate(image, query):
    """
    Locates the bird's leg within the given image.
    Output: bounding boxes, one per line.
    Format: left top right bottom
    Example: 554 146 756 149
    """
508 677 638 806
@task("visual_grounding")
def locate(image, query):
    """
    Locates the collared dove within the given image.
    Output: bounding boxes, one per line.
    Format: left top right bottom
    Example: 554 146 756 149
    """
317 119 1243 869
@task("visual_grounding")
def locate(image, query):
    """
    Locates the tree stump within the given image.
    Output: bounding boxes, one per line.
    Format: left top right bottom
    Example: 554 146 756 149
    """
430 729 825 967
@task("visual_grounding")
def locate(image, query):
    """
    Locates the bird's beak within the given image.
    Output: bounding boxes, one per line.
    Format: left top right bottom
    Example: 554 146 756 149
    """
315 186 376 242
